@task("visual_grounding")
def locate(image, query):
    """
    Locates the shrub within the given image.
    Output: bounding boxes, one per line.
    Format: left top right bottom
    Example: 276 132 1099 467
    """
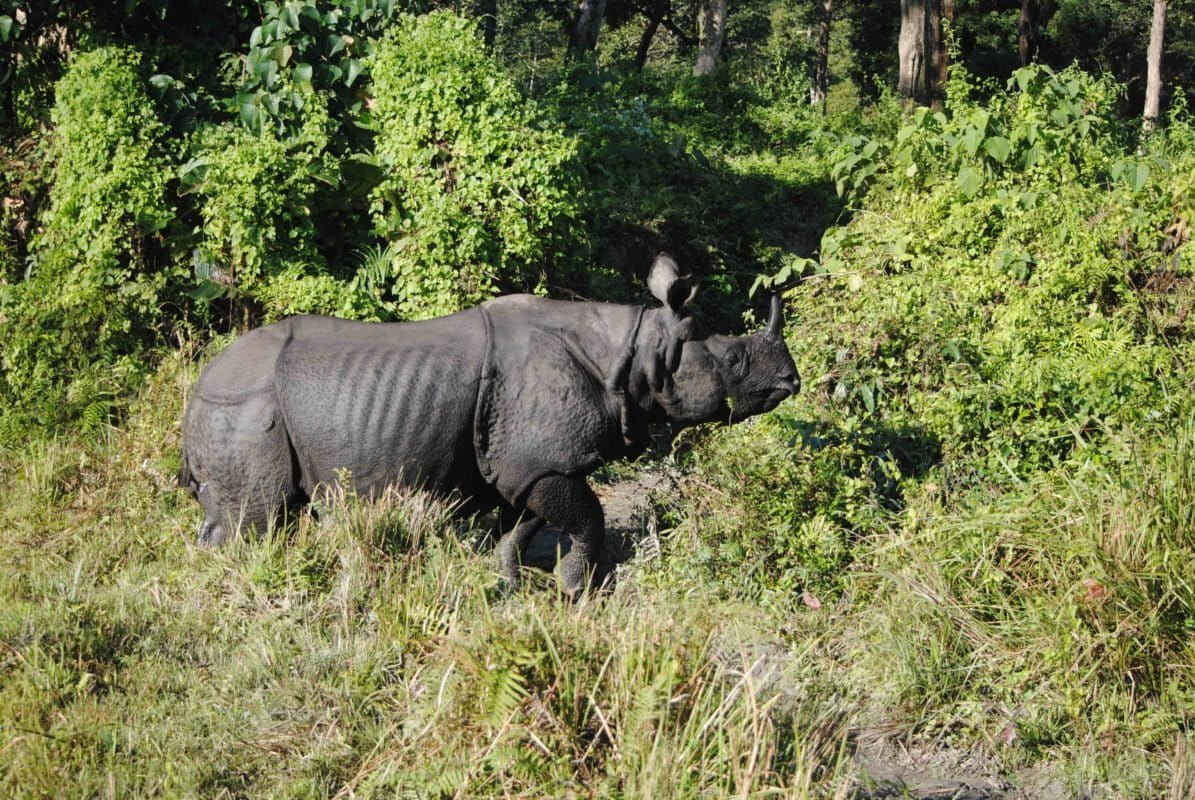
368 12 584 320
679 64 1194 602
186 111 374 322
0 46 175 441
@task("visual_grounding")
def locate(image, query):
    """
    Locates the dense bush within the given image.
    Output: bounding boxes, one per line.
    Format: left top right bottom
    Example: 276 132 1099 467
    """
185 101 373 322
368 12 584 319
0 46 176 441
680 65 1195 596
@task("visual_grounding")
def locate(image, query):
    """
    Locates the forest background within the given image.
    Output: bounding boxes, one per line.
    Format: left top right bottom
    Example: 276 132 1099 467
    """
0 0 1193 797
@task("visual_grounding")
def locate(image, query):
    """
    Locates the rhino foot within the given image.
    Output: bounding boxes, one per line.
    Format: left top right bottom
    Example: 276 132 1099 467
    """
197 518 230 547
496 515 545 595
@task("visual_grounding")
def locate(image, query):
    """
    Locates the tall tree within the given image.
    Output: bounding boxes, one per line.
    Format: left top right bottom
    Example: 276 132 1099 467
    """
1018 0 1055 66
568 0 609 54
475 0 498 49
1143 0 1168 134
898 0 943 106
630 0 696 70
693 0 727 75
810 0 833 110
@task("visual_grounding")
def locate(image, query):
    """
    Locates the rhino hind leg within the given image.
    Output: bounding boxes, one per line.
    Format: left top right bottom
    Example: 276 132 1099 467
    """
194 481 231 546
522 474 610 600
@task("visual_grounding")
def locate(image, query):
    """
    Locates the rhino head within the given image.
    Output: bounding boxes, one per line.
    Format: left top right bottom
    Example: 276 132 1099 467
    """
640 254 799 426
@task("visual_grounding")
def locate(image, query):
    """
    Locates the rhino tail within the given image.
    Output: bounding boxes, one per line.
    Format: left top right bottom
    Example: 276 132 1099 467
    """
177 448 198 493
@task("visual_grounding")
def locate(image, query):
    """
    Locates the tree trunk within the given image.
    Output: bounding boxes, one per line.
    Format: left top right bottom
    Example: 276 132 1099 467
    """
937 0 952 88
1018 0 1056 66
809 0 833 111
634 14 662 70
1018 0 1033 65
898 0 942 106
693 0 727 76
568 0 608 55
476 0 498 49
1143 0 1168 134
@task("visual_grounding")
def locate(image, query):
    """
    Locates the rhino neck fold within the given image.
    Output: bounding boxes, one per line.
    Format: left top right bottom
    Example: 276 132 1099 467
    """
604 306 648 449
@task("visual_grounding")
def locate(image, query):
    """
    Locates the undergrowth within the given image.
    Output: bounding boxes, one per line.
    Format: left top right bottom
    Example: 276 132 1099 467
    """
0 355 849 799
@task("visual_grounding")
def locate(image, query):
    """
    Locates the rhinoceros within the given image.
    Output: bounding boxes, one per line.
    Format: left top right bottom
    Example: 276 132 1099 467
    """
179 254 799 596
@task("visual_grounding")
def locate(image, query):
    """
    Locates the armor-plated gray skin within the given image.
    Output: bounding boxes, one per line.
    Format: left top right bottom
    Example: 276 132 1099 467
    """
179 255 799 597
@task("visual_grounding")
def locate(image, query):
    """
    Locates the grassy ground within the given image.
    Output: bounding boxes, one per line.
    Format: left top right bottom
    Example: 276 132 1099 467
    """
0 353 850 799
2 352 1194 798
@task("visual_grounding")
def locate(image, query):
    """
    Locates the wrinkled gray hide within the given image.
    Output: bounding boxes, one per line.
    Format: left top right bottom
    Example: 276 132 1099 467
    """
179 254 799 597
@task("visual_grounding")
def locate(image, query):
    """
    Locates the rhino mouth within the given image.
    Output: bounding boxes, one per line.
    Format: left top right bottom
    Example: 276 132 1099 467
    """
726 385 793 422
761 387 792 412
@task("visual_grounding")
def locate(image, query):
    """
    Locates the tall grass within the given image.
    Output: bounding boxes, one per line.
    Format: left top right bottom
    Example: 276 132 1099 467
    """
0 355 848 798
827 424 1195 795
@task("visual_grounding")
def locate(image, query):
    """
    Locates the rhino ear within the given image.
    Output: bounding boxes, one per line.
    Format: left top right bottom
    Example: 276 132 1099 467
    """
648 253 698 314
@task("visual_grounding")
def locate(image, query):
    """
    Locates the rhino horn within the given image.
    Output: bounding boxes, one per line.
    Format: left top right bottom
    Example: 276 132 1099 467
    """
766 294 784 338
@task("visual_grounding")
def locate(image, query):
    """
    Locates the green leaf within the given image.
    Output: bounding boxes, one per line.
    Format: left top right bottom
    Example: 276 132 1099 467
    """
178 157 210 190
305 161 340 187
0 15 15 43
239 101 262 135
293 62 313 85
190 280 230 302
984 136 1011 164
1021 143 1042 170
344 58 363 87
1124 162 1150 192
961 125 984 158
860 384 875 414
957 166 983 199
256 59 278 89
300 6 324 27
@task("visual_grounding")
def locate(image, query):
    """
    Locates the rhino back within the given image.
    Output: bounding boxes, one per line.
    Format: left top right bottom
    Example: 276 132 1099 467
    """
191 321 293 404
273 311 488 499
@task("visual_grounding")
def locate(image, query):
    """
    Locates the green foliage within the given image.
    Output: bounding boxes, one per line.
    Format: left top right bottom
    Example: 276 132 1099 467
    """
685 62 1194 616
0 46 175 441
185 109 372 320
658 68 1195 789
815 65 1190 474
230 0 403 143
0 356 845 797
367 12 583 319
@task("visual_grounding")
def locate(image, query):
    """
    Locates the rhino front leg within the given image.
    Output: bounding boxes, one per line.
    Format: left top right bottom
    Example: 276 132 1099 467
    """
523 474 609 600
495 511 545 594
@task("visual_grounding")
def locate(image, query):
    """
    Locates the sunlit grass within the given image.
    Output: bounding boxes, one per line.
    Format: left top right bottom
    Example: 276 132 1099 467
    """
0 355 849 798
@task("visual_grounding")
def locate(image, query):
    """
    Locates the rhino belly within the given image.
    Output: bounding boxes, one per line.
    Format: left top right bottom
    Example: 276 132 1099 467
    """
275 341 483 501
